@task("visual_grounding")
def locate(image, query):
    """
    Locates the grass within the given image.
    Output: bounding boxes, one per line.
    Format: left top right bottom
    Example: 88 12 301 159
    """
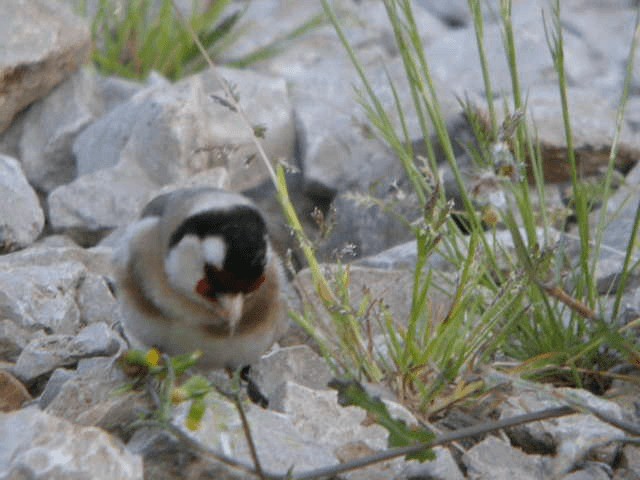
314 0 640 411
85 0 324 80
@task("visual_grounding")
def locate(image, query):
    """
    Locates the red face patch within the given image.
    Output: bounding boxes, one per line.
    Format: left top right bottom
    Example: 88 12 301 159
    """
195 268 266 301
196 277 217 302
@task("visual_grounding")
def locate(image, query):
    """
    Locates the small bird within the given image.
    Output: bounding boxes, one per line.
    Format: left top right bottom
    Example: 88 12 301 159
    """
112 187 287 371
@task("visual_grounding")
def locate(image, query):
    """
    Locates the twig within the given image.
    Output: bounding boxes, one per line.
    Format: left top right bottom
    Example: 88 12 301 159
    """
287 405 575 480
142 404 576 480
231 376 266 480
538 282 599 321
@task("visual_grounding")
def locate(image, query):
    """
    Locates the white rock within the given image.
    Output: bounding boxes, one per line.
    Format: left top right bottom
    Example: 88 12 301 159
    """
0 407 143 480
0 155 45 252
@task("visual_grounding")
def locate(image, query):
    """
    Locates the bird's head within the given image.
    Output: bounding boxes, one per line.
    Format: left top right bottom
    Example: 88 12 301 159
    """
163 199 268 331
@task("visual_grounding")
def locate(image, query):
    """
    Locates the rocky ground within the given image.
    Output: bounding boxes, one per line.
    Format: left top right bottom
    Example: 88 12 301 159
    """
1 0 640 479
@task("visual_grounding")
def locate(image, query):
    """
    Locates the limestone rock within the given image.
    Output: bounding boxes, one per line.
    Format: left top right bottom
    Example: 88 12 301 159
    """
0 407 143 479
0 155 45 252
0 0 91 132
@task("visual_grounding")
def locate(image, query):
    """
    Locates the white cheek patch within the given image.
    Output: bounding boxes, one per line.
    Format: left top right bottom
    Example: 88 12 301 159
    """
202 236 226 269
165 235 205 296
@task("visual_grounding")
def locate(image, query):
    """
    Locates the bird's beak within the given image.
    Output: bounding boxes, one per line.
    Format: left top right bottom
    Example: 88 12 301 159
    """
218 293 244 334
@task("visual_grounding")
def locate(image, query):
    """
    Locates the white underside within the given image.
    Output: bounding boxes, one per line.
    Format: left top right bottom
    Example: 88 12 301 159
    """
120 300 276 369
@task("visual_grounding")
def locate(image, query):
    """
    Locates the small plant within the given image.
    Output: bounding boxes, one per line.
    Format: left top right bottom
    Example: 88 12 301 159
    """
320 0 640 404
89 0 324 80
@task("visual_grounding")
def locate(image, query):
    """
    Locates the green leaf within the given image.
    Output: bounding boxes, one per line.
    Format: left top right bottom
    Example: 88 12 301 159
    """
329 379 435 462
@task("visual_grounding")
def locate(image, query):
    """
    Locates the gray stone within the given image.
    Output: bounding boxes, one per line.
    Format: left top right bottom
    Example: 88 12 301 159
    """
0 406 143 479
76 272 118 326
463 436 550 480
225 0 446 79
45 357 144 434
493 86 640 184
0 0 91 132
17 68 146 196
49 67 289 238
0 155 45 252
0 244 114 277
294 264 453 337
317 183 422 260
273 381 424 480
400 446 464 480
355 239 453 273
587 161 640 294
168 390 337 475
292 55 457 197
19 68 100 192
501 388 626 476
12 322 120 383
562 464 612 480
0 319 41 362
0 260 85 335
560 1 639 94
0 108 25 158
47 161 159 244
618 445 640 479
38 367 75 409
251 345 333 403
426 8 601 99
72 67 292 190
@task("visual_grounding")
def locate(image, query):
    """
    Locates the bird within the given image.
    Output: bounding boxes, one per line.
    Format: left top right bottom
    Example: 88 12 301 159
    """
112 187 288 371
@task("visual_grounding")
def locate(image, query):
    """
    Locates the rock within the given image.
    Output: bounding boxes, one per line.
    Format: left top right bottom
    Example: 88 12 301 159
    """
587 161 640 294
0 260 85 335
293 55 457 198
0 319 42 362
501 388 626 476
400 446 465 480
47 161 160 244
192 67 295 192
0 406 143 479
0 243 114 277
225 0 447 79
251 345 333 403
0 155 45 252
560 1 638 94
562 464 612 480
0 0 91 133
72 67 292 189
493 86 640 183
355 239 453 273
617 445 640 479
16 68 145 195
273 381 425 480
426 7 601 99
165 390 337 476
12 322 121 384
0 108 25 158
463 436 550 480
45 357 145 434
317 182 422 260
76 272 118 325
19 68 99 192
38 367 75 409
294 264 453 337
229 1 454 198
0 370 31 412
49 66 289 240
